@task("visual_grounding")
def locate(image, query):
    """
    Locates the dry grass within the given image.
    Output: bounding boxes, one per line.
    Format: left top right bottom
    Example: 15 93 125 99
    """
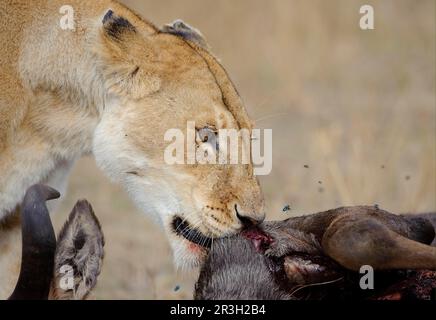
52 0 435 299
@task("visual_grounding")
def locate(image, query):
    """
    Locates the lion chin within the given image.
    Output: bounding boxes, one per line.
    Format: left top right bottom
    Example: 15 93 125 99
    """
165 215 213 269
169 236 209 270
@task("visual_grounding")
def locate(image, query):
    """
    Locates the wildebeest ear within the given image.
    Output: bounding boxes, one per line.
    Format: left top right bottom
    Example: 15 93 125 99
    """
162 20 209 49
50 200 105 300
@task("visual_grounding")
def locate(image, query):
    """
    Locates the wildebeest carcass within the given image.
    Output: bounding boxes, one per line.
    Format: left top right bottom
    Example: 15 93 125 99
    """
195 206 436 300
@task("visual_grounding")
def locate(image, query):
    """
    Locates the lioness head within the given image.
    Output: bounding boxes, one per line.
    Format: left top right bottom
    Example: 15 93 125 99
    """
92 10 265 267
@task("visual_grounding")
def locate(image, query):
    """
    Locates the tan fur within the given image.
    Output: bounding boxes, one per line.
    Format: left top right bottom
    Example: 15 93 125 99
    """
0 0 264 267
0 211 21 299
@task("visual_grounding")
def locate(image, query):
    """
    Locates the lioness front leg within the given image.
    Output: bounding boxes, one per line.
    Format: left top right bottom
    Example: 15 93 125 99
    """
322 215 436 271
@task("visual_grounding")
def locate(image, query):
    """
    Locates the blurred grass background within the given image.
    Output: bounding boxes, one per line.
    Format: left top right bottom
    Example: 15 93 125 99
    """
52 0 435 299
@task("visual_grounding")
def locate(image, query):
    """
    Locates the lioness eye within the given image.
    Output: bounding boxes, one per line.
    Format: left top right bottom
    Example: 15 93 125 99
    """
197 127 218 150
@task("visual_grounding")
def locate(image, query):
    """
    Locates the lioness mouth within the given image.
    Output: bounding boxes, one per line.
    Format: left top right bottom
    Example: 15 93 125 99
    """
172 216 213 249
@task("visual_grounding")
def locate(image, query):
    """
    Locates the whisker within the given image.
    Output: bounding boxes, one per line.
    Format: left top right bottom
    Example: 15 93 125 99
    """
289 277 344 298
174 212 197 233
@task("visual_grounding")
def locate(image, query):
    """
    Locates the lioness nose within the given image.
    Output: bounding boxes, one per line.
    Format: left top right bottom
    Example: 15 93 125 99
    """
235 205 265 227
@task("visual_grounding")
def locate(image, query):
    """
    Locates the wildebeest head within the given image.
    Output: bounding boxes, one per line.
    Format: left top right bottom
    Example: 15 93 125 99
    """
195 207 436 300
194 226 342 300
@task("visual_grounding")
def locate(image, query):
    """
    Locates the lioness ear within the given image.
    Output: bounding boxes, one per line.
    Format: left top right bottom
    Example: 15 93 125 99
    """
162 19 209 49
50 200 105 300
96 10 161 99
102 9 137 43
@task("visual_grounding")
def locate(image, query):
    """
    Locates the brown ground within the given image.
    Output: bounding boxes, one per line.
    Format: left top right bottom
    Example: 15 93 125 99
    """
52 0 435 299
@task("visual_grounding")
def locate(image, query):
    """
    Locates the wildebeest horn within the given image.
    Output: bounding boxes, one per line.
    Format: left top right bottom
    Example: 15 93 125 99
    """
8 184 60 300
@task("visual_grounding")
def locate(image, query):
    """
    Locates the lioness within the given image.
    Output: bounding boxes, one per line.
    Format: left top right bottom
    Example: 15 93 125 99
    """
0 0 264 273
